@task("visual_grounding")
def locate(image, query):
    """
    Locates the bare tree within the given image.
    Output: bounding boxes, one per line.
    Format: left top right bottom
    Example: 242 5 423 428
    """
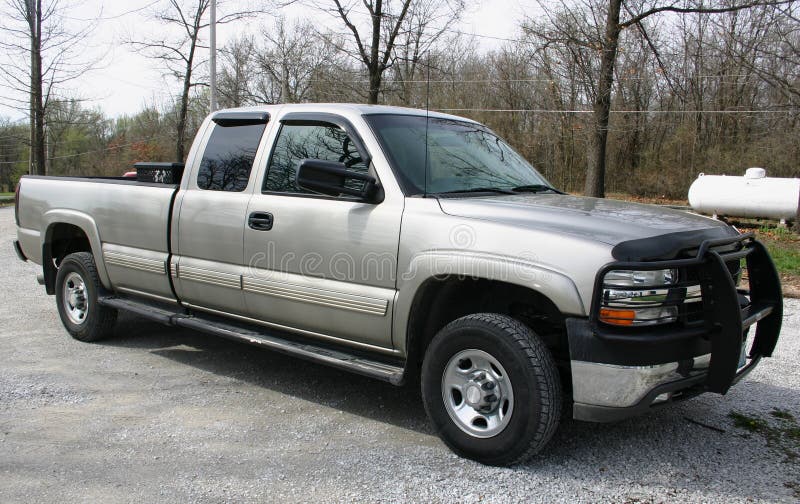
592 0 800 197
730 2 800 107
256 17 332 103
388 0 464 105
319 0 414 104
218 17 346 106
0 0 99 175
527 0 796 198
218 35 257 107
128 0 263 162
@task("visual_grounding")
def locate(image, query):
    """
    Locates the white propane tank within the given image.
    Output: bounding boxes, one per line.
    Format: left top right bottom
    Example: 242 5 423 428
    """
688 168 800 221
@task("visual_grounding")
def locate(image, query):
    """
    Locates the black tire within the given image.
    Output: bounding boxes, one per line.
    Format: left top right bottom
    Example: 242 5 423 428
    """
421 313 561 466
55 252 117 342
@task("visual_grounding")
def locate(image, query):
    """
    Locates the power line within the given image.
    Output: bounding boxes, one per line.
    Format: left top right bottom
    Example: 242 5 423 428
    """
0 135 163 165
51 136 164 160
317 75 798 84
323 3 792 59
63 1 162 22
436 108 800 114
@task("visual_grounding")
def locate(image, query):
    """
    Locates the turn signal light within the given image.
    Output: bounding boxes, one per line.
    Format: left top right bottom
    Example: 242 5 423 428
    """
599 308 636 326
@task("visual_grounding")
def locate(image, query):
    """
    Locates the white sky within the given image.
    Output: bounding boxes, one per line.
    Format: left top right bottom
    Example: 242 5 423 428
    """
0 0 535 121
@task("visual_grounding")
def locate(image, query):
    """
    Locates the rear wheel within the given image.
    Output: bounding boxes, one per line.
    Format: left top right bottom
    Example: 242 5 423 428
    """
55 252 117 342
421 313 561 466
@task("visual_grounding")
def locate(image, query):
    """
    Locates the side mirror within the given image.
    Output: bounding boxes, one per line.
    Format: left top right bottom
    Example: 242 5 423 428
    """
296 159 381 203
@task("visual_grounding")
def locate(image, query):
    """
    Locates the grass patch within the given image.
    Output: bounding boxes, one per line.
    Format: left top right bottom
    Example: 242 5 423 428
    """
763 241 800 277
0 192 15 207
786 481 800 499
729 409 800 463
738 225 800 291
730 411 769 432
771 409 796 421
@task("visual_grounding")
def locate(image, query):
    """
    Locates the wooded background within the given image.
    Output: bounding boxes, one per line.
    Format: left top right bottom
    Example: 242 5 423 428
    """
1 0 798 199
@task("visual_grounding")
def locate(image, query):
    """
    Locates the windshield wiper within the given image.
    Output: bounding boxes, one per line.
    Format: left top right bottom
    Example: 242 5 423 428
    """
510 184 564 194
433 187 516 196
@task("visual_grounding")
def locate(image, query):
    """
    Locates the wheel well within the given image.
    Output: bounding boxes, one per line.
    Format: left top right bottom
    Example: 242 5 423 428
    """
406 276 568 378
43 223 92 294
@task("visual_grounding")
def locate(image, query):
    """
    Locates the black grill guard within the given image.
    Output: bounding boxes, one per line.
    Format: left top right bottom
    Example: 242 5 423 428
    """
588 232 783 395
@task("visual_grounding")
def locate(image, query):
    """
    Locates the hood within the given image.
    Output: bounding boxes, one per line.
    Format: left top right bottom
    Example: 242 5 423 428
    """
437 194 738 256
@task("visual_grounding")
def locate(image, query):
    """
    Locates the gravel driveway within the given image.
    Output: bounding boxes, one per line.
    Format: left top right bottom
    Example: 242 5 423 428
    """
1 206 798 503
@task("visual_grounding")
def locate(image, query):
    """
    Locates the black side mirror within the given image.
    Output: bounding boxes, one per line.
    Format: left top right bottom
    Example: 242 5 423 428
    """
296 159 381 203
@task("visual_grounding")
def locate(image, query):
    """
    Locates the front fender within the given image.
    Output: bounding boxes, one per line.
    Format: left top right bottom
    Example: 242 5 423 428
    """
391 249 586 354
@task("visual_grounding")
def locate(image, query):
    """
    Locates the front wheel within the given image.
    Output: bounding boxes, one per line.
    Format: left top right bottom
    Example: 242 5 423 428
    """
55 252 117 342
421 313 561 466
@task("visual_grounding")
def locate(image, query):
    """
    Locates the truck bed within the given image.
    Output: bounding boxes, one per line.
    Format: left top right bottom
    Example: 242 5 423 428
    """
16 175 180 298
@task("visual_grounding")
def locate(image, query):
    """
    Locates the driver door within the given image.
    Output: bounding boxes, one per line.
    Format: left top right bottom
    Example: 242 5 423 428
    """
242 112 403 350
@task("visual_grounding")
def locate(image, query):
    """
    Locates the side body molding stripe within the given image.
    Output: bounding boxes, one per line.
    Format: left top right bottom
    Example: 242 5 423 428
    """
104 250 167 275
169 261 391 317
242 276 389 316
178 265 241 290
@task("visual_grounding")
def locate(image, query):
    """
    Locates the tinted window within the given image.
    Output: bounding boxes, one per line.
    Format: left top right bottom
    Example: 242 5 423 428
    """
197 122 266 191
364 114 550 195
264 122 368 194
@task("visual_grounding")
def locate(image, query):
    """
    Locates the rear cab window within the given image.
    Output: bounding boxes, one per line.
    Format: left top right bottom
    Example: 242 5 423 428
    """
197 121 267 192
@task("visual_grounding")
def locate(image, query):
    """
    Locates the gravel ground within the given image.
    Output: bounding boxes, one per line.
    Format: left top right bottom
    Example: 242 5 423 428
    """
1 206 799 503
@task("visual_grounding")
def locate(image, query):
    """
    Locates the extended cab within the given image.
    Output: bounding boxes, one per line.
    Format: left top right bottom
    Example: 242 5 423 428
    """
13 104 784 465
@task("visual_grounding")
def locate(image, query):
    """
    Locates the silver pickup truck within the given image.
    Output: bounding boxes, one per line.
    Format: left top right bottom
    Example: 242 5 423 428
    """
13 104 783 465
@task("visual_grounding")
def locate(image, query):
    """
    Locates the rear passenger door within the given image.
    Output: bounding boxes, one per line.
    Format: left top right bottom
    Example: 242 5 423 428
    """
172 112 271 316
242 112 403 350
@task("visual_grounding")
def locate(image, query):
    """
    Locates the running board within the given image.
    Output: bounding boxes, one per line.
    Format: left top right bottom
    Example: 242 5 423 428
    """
98 296 405 385
99 296 178 325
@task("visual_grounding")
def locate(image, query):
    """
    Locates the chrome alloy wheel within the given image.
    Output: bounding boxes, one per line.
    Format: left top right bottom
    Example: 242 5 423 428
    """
441 349 514 438
62 271 88 325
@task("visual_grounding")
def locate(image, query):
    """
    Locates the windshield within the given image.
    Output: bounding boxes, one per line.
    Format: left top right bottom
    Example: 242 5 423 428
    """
364 114 552 196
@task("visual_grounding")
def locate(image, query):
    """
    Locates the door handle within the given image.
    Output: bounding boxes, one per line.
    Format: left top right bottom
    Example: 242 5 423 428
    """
248 212 274 231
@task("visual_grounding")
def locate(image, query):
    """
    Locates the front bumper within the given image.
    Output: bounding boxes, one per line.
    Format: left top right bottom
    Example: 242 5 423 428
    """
568 233 782 422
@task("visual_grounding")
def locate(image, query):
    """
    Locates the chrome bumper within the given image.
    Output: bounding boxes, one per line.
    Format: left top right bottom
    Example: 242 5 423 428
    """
570 351 764 422
571 354 710 409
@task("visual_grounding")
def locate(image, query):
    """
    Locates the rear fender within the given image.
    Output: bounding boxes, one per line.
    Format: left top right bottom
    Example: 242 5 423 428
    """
42 209 111 290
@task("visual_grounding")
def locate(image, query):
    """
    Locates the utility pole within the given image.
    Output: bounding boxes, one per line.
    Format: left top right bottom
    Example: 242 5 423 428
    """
209 0 218 112
27 0 37 174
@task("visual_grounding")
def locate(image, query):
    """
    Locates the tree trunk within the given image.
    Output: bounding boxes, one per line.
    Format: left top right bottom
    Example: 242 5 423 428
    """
34 8 45 177
27 0 46 176
281 62 292 103
27 0 36 175
368 68 381 104
176 37 197 163
585 0 622 198
367 0 383 104
176 72 191 162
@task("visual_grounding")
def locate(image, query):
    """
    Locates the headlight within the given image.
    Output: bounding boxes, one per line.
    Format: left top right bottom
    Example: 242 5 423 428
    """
603 268 677 287
599 268 698 327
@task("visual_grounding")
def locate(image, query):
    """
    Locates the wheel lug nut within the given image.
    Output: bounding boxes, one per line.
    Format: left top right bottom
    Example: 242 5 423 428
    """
475 372 486 381
481 382 495 390
485 394 497 402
